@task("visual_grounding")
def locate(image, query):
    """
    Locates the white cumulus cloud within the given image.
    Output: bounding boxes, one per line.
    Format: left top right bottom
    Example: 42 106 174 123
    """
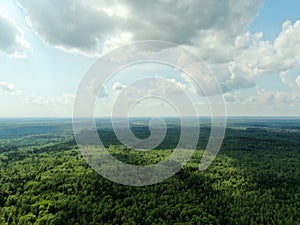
0 6 30 57
231 20 300 77
0 82 21 94
112 82 126 91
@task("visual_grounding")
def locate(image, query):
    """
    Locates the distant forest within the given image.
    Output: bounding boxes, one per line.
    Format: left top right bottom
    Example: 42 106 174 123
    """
0 118 299 225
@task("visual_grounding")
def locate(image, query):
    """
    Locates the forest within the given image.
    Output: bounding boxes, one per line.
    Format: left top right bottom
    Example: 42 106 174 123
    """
0 117 299 225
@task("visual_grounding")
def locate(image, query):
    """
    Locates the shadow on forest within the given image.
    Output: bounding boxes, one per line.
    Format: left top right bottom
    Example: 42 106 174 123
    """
0 120 300 224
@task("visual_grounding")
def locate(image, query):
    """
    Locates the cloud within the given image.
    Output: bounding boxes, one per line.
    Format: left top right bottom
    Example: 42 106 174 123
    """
296 75 300 89
221 69 256 92
112 82 126 91
115 77 186 95
118 0 263 46
181 73 201 95
17 0 263 57
17 0 117 56
223 91 242 103
55 93 75 105
98 87 108 98
206 19 300 93
274 20 300 65
279 71 293 87
25 95 52 105
228 20 300 79
146 77 186 96
0 6 30 57
221 86 300 107
110 77 187 109
16 0 300 95
25 93 75 105
247 88 300 106
181 21 300 94
86 78 109 98
102 32 133 54
0 82 21 94
182 68 252 96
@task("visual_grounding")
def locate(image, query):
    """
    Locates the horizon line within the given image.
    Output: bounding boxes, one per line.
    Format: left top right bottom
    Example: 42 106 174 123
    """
0 116 300 119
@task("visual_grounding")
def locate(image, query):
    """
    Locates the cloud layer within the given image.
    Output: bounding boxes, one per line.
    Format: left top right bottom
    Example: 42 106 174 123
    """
15 0 290 94
24 93 75 105
9 0 300 111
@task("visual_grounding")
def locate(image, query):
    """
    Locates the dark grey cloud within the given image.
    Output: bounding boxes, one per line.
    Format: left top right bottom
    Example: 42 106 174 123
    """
18 0 116 55
17 0 264 56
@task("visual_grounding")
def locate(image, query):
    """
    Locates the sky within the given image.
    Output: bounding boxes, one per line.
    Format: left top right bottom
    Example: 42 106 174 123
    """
0 0 300 117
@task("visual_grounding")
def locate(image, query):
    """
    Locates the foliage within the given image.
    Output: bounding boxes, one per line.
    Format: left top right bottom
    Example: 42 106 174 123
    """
0 118 299 224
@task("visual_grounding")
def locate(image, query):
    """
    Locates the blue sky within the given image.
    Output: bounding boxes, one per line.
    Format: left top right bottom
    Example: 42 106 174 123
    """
0 0 300 117
249 0 300 41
